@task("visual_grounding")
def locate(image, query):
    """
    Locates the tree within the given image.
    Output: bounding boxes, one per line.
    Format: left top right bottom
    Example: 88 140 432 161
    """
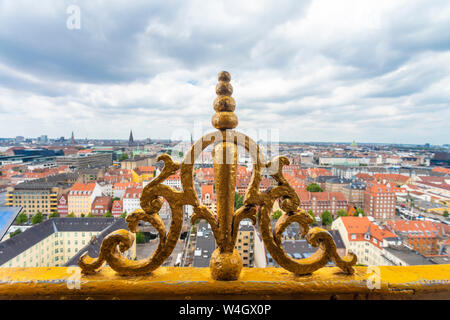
31 212 44 225
119 153 129 161
307 209 316 224
9 229 22 238
67 212 75 218
444 210 449 218
16 212 28 225
112 197 121 202
337 209 348 217
234 192 244 210
49 210 59 218
306 183 323 192
136 232 146 244
87 212 94 217
272 210 283 220
104 211 113 218
321 210 333 226
354 208 365 217
120 212 127 219
81 213 85 217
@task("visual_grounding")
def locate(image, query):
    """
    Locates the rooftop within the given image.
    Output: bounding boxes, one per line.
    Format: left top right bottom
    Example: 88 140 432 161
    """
65 219 129 266
0 218 122 266
384 245 434 265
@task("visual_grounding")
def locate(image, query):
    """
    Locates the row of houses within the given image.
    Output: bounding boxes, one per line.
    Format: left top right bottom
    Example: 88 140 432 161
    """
331 216 449 264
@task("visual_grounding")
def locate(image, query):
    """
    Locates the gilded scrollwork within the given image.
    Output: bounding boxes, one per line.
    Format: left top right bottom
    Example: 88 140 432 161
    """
248 156 357 275
78 70 357 279
79 154 187 275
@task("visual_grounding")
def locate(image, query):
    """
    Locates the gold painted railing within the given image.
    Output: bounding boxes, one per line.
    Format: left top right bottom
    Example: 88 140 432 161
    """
78 71 357 280
1 265 449 299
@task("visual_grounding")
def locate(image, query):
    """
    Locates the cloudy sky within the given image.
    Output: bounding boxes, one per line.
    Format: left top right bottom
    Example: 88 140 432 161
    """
0 0 449 144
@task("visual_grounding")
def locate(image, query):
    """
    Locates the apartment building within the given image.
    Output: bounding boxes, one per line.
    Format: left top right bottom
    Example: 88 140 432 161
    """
341 181 366 209
113 182 138 199
234 220 254 267
163 173 182 190
6 182 67 217
201 184 216 212
296 191 348 216
0 218 135 268
55 153 112 169
111 199 124 216
123 187 143 214
91 196 112 216
120 155 155 171
331 216 400 266
324 177 352 193
364 184 396 220
67 183 102 216
131 166 156 183
385 220 440 255
57 194 68 216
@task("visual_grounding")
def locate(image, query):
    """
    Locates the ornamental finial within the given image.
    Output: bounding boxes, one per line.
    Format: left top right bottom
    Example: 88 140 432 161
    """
212 71 238 129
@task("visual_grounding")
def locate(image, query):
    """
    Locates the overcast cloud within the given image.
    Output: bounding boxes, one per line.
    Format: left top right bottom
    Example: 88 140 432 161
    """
0 0 449 144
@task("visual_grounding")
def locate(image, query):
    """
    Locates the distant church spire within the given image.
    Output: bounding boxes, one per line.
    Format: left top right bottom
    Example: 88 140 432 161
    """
128 130 135 147
71 131 75 145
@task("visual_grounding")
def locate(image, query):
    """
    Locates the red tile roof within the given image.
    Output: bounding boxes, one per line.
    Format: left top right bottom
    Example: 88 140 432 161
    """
365 184 396 195
373 173 410 184
201 184 216 202
114 182 138 190
123 187 143 199
432 167 450 174
385 220 439 238
339 216 398 246
70 182 96 195
91 196 112 211
296 191 347 202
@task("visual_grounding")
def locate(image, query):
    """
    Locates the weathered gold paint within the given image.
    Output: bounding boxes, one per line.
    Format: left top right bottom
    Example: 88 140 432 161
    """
0 266 449 299
209 249 242 281
78 71 356 279
213 140 237 251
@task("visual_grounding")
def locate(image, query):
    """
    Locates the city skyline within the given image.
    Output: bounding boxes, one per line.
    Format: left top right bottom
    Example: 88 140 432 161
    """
0 1 449 144
1 132 447 147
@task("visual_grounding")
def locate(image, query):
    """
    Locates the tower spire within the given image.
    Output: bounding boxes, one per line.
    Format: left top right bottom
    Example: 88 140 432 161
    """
128 130 135 147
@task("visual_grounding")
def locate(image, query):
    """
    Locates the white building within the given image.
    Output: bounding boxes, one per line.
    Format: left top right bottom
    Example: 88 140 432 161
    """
123 187 143 214
163 174 182 190
331 216 400 266
98 182 113 197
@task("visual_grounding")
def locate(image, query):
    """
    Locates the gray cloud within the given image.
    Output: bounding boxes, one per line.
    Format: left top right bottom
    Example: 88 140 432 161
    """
0 0 449 144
